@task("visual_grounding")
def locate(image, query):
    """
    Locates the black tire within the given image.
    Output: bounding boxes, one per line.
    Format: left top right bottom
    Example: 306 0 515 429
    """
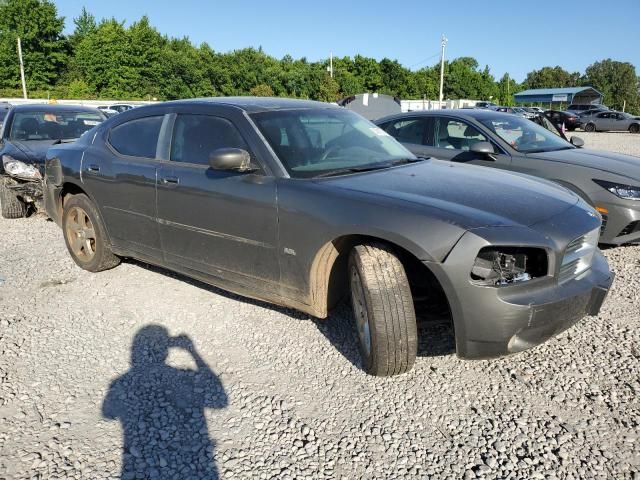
348 243 417 376
62 194 120 272
629 124 639 134
584 123 596 133
0 178 27 219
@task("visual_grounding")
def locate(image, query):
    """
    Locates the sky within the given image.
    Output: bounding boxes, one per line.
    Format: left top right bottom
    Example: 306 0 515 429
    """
54 0 640 82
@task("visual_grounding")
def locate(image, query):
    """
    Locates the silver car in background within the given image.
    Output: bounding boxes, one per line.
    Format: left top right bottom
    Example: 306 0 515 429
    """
580 111 640 133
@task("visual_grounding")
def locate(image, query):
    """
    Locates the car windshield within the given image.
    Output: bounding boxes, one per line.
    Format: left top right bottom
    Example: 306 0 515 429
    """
479 115 573 153
9 110 104 141
250 108 416 178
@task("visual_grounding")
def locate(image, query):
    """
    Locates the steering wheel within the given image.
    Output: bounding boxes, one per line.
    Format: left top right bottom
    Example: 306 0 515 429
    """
320 145 340 161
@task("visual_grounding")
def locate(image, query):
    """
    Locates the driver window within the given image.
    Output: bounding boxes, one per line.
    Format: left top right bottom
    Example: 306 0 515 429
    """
433 118 489 151
171 114 249 165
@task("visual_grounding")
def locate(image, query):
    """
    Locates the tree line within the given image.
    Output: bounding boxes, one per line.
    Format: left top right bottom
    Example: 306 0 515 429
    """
0 0 638 113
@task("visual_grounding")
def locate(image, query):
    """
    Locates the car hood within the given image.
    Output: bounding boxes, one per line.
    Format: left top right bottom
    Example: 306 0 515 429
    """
320 159 580 230
529 148 640 182
6 140 60 165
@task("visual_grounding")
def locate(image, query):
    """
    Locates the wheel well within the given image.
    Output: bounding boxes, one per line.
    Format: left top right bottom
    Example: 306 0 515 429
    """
310 235 452 324
57 182 88 216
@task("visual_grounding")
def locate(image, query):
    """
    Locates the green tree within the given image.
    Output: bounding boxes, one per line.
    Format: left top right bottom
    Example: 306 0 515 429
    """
522 66 580 89
316 74 340 102
69 6 96 48
0 0 68 90
66 78 92 98
249 84 274 96
584 59 639 112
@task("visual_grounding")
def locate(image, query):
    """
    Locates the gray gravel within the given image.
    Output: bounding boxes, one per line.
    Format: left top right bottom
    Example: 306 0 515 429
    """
0 132 639 479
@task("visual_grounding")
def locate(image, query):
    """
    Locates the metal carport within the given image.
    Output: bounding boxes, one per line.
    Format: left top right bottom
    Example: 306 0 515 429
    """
514 87 603 106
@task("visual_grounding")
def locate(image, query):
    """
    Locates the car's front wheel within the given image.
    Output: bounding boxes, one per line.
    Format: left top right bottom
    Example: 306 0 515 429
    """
584 123 596 132
0 177 27 219
62 194 120 272
629 124 639 134
348 243 417 376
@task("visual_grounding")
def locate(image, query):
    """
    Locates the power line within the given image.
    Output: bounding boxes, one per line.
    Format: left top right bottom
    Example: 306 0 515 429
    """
408 51 441 69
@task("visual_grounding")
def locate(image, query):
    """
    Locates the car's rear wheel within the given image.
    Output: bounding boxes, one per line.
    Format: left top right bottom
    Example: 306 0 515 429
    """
348 243 417 376
584 123 596 132
62 194 120 272
0 177 27 219
629 124 639 134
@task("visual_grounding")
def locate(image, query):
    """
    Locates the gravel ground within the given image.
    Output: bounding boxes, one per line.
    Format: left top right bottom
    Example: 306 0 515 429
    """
571 130 640 157
0 132 639 479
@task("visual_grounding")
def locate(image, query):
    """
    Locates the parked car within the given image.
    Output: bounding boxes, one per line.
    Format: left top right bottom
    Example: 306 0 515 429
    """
567 104 608 114
44 98 613 376
580 111 640 133
377 109 640 245
495 107 535 119
97 106 120 117
543 110 581 131
524 107 545 114
109 103 136 113
475 101 497 109
0 104 106 218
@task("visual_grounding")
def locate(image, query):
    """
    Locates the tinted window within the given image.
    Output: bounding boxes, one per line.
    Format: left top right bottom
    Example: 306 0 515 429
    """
430 118 489 151
596 112 609 119
171 115 249 165
382 118 426 144
109 116 163 158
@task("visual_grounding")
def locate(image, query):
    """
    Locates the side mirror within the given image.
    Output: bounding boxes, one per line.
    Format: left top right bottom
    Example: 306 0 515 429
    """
570 136 584 147
470 141 496 160
208 148 253 172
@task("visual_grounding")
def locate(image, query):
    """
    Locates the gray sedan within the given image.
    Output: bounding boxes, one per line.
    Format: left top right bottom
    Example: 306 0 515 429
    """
580 111 640 133
377 109 640 245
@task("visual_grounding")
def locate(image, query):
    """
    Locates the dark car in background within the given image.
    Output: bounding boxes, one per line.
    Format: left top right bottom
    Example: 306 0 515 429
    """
44 97 613 376
580 111 640 133
544 110 581 131
377 109 640 245
0 104 105 218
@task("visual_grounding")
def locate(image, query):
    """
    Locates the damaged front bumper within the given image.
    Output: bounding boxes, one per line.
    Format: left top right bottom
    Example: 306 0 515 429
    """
1 174 44 209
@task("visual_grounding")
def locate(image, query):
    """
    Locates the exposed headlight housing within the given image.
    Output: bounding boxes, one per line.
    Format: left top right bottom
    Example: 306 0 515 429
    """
559 228 599 283
471 247 549 286
593 179 640 200
2 155 41 180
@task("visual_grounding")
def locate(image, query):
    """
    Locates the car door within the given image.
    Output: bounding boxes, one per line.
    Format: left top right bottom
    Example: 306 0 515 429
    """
156 110 280 290
420 116 512 169
81 114 166 259
595 112 612 131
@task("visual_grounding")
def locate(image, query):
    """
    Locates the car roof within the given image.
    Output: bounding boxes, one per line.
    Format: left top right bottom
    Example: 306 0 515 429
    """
9 104 102 113
163 96 338 113
376 109 521 123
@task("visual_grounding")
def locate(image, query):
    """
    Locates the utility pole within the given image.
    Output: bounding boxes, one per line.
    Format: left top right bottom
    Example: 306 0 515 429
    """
17 37 27 99
438 34 447 108
328 52 333 78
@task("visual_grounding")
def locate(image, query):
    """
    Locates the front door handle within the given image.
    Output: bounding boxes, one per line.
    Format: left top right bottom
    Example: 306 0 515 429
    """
87 164 100 172
161 176 179 185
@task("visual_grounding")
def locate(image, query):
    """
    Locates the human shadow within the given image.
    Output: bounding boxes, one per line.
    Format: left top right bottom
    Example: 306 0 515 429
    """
103 325 228 480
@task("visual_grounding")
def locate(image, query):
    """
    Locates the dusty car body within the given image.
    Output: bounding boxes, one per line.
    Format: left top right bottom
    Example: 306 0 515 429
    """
377 109 640 245
45 98 613 376
580 111 640 133
0 104 105 218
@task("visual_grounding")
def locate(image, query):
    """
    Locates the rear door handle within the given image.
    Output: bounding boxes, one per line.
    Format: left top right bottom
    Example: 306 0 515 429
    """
161 176 179 185
87 164 100 172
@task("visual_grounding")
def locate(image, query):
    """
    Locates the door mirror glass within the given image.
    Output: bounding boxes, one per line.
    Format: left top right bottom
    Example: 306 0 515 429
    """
570 136 584 147
208 148 252 171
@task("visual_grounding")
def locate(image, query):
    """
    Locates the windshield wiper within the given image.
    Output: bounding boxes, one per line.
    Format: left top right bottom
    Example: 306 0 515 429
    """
313 165 393 178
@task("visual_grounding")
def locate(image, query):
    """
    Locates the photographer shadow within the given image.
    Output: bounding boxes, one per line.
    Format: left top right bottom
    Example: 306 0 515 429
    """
103 325 228 480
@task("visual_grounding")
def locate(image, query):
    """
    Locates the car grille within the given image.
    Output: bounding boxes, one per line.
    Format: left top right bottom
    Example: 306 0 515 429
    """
559 228 600 283
617 220 640 237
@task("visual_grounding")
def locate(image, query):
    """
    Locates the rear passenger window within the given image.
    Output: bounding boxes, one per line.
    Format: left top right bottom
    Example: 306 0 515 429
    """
171 115 249 165
109 116 163 158
383 119 426 145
